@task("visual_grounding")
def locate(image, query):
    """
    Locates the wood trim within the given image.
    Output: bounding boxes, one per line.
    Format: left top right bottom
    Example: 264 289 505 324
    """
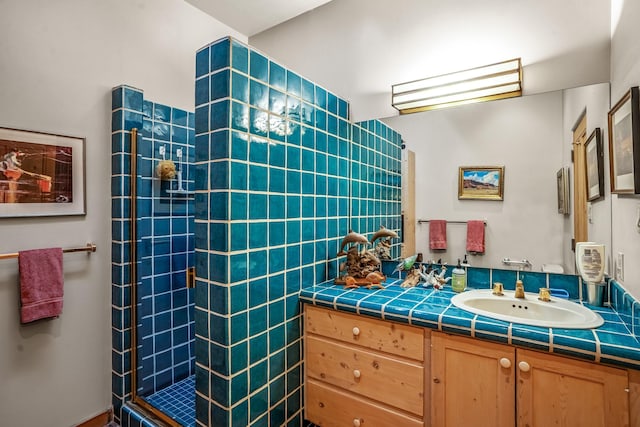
629 369 640 427
75 408 112 427
423 330 431 427
402 150 416 257
573 114 588 246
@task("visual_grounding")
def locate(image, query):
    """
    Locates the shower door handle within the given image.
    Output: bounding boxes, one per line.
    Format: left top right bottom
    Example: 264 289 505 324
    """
186 267 196 288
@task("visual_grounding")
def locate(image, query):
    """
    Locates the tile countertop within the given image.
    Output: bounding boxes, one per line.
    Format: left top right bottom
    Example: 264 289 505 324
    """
299 278 640 370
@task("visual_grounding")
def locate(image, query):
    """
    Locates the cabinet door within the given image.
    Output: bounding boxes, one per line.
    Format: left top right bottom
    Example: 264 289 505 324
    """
431 332 516 427
517 349 629 427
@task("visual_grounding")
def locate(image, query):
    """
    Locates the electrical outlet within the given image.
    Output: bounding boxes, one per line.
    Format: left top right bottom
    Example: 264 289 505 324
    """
616 252 624 282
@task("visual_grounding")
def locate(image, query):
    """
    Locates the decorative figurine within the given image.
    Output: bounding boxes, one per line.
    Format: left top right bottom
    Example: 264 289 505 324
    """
370 225 399 260
335 229 386 289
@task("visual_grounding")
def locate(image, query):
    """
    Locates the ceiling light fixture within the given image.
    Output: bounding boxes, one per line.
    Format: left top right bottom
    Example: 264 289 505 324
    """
391 58 522 114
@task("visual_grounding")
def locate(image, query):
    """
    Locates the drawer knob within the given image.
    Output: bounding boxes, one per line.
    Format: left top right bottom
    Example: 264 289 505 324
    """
352 326 360 336
518 361 531 372
353 369 361 379
499 358 512 369
353 419 361 427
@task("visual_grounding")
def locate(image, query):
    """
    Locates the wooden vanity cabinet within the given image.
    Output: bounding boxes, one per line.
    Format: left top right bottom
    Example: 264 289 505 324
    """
431 332 630 427
304 305 428 427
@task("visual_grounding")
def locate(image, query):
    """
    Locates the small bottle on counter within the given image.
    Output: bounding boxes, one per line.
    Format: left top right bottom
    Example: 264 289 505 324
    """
451 259 467 293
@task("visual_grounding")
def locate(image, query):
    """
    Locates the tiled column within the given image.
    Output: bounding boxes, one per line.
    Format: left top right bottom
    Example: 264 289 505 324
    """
193 36 403 427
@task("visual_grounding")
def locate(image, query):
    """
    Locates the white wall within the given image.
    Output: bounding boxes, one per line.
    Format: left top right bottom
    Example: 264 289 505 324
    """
383 91 564 270
0 1 245 426
561 83 612 275
610 0 640 299
250 0 610 122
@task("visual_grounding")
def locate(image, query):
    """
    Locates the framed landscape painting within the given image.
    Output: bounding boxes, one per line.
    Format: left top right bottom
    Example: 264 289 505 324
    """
0 127 86 217
608 86 640 194
585 128 604 201
458 166 504 200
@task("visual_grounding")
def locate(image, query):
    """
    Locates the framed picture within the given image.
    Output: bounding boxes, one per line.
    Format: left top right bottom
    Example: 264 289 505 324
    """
608 86 640 194
458 166 504 200
557 167 570 215
0 127 85 217
585 128 604 201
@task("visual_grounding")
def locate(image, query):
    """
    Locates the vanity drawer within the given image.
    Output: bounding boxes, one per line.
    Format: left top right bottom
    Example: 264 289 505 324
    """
305 305 424 361
306 378 424 427
306 334 424 416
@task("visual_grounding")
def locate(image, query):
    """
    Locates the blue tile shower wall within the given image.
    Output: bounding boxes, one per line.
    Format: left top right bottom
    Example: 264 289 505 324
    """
194 37 402 427
350 120 402 259
111 85 196 424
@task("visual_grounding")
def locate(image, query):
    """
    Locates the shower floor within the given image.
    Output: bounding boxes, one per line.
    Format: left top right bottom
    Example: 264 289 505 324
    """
146 375 195 427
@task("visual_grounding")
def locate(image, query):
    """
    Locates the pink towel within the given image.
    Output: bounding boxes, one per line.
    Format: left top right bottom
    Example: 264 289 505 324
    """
429 220 447 250
18 248 64 324
466 220 485 254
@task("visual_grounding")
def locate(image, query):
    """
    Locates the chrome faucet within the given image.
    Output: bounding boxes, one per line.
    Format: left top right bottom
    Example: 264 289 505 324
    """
514 280 525 299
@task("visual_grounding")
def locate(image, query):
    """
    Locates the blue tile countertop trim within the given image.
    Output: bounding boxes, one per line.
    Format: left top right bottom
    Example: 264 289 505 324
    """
300 278 640 370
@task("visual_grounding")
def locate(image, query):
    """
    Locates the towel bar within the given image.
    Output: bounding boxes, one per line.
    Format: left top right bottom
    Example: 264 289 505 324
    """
0 243 96 260
418 219 486 226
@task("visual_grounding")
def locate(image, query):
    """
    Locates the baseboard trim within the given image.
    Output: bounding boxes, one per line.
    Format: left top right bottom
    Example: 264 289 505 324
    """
76 408 113 427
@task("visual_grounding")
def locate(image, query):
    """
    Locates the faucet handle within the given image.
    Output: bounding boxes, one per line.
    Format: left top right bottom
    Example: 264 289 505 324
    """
514 280 525 298
492 282 504 296
538 288 551 302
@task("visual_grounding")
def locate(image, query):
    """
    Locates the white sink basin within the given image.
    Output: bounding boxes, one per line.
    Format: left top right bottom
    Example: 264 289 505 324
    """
451 289 604 329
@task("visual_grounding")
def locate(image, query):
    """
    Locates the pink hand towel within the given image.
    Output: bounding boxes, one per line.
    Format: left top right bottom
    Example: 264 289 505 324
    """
466 220 485 254
18 248 64 324
429 220 447 250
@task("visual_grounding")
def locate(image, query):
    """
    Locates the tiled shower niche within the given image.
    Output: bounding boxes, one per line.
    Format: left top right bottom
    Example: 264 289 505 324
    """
193 37 402 427
111 85 196 425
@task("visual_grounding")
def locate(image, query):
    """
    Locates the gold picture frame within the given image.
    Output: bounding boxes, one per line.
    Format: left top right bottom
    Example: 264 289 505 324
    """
458 166 504 200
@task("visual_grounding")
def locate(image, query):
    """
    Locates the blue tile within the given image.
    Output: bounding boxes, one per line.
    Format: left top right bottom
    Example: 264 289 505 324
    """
270 61 286 90
231 131 248 160
210 100 229 130
230 222 247 251
210 69 229 100
231 39 248 74
250 108 268 136
230 161 247 190
301 78 314 104
231 101 248 132
549 273 580 299
210 38 230 71
492 268 518 290
230 341 248 374
327 92 338 115
269 141 286 168
269 247 285 273
250 80 269 110
250 50 268 82
269 169 285 194
269 194 286 219
249 222 268 249
287 220 301 243
231 71 249 103
269 221 285 246
249 165 268 191
249 250 267 278
519 271 546 294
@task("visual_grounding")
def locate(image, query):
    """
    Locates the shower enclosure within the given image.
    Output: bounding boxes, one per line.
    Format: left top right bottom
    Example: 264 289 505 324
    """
111 85 197 426
111 36 403 427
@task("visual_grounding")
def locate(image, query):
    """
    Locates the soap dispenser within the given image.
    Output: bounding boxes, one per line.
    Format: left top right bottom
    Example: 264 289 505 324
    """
451 259 466 293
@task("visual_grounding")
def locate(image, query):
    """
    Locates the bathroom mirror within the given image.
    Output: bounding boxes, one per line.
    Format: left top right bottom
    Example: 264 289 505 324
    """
381 83 611 274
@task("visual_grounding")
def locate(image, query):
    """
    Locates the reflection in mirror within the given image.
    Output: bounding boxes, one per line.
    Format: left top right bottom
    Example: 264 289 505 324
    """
382 83 610 274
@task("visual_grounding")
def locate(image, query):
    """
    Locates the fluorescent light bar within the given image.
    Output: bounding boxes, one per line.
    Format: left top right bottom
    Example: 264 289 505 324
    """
392 58 522 114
